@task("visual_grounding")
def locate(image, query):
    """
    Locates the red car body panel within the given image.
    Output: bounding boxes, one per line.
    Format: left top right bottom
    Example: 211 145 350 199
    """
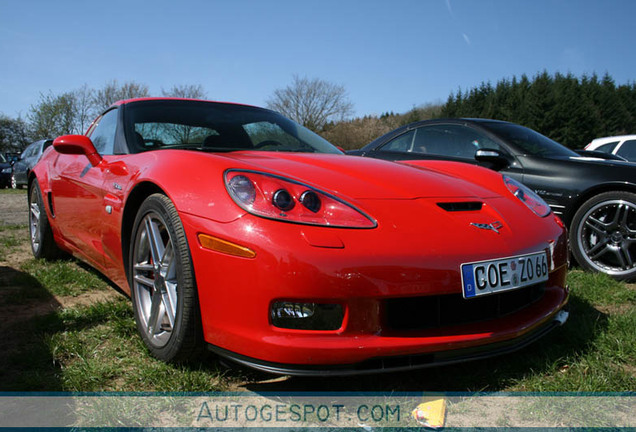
30 98 569 374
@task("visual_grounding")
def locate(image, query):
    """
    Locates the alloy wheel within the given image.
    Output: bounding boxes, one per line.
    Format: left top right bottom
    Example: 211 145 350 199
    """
577 199 636 276
132 211 179 348
29 187 41 254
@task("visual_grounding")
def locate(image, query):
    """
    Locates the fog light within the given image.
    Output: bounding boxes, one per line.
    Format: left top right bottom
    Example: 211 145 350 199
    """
270 302 344 330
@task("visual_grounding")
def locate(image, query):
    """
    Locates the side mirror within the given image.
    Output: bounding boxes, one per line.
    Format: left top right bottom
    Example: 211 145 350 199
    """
53 135 103 167
475 148 510 170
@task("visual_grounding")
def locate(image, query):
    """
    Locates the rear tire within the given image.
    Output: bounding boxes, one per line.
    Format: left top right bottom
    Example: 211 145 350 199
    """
570 191 636 281
28 181 61 259
129 193 204 362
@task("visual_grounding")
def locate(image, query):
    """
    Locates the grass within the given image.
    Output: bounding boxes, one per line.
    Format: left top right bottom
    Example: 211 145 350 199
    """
3 298 227 391
0 193 634 392
0 187 27 194
19 258 111 297
43 300 226 391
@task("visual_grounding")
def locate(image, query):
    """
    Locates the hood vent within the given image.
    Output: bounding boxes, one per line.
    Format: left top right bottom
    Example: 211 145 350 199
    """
437 201 483 212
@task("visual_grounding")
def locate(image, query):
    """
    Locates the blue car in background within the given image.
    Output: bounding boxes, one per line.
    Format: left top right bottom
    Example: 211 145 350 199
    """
11 139 52 189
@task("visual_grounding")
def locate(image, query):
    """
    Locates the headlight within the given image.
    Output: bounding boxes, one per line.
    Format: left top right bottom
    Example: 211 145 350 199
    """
225 169 376 228
1 168 11 174
504 176 551 217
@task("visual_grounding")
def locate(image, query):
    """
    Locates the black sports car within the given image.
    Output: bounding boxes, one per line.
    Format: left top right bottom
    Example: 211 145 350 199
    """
349 118 636 281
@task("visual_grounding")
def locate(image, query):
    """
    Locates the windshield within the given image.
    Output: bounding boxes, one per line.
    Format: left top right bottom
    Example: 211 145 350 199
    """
480 121 578 158
124 100 342 154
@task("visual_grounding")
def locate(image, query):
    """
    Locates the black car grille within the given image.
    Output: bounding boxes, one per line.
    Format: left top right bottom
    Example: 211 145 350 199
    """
437 201 483 212
383 283 545 332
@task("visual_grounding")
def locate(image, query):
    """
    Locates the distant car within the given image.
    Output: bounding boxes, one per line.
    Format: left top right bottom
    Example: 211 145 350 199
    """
28 98 569 375
349 118 636 281
11 139 52 189
584 135 636 162
0 153 12 188
4 153 20 164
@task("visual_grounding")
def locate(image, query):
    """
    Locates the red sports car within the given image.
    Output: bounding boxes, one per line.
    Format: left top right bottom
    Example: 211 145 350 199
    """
29 98 569 375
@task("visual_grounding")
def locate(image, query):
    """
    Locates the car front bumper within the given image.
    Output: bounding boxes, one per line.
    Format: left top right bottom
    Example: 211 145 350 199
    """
180 203 569 373
208 307 569 376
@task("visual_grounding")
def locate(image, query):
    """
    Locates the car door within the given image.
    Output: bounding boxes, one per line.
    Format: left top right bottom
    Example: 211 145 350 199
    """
14 143 35 184
49 108 119 268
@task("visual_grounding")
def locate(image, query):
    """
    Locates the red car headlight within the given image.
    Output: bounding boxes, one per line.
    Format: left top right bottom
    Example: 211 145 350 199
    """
224 169 377 228
504 176 551 218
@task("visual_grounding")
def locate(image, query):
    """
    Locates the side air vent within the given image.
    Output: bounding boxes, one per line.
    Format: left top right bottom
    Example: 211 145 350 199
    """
437 201 483 212
47 192 55 217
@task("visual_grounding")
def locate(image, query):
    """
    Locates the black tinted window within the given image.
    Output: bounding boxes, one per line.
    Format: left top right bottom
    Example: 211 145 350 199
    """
617 140 636 161
596 142 619 153
412 125 501 159
124 100 341 154
23 143 37 158
380 130 416 152
379 124 501 159
481 122 578 158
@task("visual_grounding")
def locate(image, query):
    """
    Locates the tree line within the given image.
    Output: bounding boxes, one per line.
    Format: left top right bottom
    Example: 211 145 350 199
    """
440 71 636 149
324 72 636 150
1 72 634 153
0 81 206 153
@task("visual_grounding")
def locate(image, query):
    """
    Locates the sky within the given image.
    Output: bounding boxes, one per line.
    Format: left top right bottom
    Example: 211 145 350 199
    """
1 0 635 120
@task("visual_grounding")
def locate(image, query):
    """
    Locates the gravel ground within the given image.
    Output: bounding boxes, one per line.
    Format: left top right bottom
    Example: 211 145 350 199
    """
0 192 29 226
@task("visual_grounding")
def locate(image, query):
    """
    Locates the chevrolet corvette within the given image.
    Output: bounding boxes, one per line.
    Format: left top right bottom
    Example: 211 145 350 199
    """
29 98 569 375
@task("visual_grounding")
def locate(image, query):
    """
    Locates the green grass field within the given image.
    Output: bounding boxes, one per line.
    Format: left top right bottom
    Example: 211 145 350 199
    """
0 189 634 392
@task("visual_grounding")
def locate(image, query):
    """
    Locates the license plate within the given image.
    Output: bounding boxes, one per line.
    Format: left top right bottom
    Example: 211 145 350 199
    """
461 251 548 298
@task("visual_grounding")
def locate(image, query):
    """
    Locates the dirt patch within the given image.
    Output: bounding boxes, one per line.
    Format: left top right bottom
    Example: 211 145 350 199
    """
0 229 32 266
0 264 121 331
596 303 634 315
58 290 120 309
0 192 29 227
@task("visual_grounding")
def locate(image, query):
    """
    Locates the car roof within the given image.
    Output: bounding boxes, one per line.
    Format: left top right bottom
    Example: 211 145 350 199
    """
398 118 513 132
109 97 258 110
590 135 636 144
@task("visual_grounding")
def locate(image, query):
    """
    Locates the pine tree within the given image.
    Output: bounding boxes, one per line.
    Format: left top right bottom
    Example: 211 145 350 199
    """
438 72 635 149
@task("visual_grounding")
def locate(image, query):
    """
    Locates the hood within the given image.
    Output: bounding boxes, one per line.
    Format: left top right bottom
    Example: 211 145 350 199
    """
570 156 636 166
556 155 636 168
218 152 498 200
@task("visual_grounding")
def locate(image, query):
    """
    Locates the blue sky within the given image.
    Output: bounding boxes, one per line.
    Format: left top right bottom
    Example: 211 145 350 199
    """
1 0 635 119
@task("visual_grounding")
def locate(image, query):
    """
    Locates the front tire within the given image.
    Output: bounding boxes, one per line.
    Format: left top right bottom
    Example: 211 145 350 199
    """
28 181 61 259
570 191 636 281
129 194 203 362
